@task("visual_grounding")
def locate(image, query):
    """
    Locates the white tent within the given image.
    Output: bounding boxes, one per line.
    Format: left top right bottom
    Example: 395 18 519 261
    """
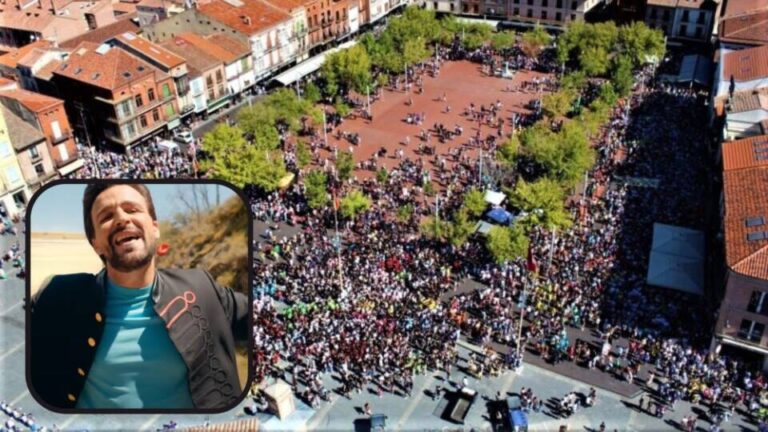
157 139 179 153
263 380 295 419
646 223 705 295
484 190 506 206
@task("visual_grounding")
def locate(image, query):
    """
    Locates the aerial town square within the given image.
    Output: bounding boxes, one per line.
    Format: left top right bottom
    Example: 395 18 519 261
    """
0 0 767 430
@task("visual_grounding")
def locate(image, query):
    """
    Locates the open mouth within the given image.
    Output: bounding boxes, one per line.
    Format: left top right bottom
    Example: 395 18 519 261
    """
112 232 142 247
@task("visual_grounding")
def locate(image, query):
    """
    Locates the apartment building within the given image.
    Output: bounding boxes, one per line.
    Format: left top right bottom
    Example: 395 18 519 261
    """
52 42 179 149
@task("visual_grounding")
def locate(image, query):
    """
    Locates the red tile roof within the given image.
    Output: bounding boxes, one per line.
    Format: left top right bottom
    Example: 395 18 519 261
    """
720 9 768 46
0 40 52 69
159 35 222 77
172 32 238 63
723 0 768 16
722 44 768 82
723 135 768 280
198 0 291 35
205 33 250 58
60 13 140 49
53 42 158 90
723 135 768 171
0 88 63 112
114 32 185 69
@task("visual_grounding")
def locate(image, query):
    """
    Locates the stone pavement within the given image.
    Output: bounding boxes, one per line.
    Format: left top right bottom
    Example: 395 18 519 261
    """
300 341 758 432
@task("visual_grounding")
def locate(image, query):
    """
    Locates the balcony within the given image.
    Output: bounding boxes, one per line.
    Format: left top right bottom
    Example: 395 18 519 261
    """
107 95 175 124
52 131 72 145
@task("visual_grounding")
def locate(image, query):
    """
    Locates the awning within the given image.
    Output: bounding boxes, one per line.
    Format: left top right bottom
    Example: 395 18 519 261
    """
207 95 231 113
718 335 768 356
486 207 513 225
646 223 705 295
484 190 506 206
166 118 181 130
57 158 84 176
474 221 495 234
272 40 358 86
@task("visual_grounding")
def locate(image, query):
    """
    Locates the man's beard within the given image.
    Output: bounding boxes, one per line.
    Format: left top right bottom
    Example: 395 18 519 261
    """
106 229 157 272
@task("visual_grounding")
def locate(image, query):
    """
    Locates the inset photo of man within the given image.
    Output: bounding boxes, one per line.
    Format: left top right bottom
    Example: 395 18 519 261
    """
26 181 251 412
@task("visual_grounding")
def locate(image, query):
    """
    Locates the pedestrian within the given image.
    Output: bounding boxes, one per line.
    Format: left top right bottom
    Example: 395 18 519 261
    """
599 421 605 432
364 402 372 416
638 395 644 412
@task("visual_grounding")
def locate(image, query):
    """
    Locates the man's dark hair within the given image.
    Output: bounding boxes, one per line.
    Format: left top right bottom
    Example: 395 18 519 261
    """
83 183 157 243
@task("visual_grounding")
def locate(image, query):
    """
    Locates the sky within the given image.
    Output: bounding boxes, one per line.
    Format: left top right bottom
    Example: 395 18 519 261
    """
31 183 239 233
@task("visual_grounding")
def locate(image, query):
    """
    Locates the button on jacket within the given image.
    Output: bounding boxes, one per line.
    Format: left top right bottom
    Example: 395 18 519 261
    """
29 268 249 411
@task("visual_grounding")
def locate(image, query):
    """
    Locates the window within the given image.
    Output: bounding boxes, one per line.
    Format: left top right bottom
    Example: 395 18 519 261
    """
58 143 68 161
28 146 40 159
162 83 171 98
514 7 520 15
682 10 689 21
739 320 765 342
542 0 547 6
650 8 657 19
697 12 705 24
450 3 454 11
152 109 160 122
556 0 562 7
695 27 702 38
50 120 62 139
540 10 546 19
749 292 768 316
241 58 249 71
514 0 519 4
148 88 155 102
208 88 215 101
123 122 136 139
165 104 175 117
680 24 687 36
34 163 44 175
4 165 21 184
433 1 437 8
117 100 132 118
215 70 223 83
139 114 148 128
663 9 670 20
527 0 533 5
135 94 143 108
527 8 533 17
570 13 575 20
556 11 562 20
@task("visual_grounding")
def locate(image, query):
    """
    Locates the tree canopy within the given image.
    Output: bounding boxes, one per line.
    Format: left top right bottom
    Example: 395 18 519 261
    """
340 189 371 219
201 124 287 191
486 225 529 264
509 177 572 230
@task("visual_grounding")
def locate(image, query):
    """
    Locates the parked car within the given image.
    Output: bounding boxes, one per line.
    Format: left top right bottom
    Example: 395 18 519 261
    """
448 387 478 424
173 129 194 145
507 396 528 432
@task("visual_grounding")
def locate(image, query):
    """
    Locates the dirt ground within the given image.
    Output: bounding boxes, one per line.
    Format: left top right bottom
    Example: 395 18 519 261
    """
321 60 553 180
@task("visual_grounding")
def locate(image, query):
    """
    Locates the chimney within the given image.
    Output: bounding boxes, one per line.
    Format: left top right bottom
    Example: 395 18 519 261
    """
15 0 21 10
37 0 41 8
243 15 251 26
49 0 55 13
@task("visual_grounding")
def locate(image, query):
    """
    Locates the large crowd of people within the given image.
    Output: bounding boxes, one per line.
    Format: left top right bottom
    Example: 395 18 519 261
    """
246 43 766 428
70 139 194 179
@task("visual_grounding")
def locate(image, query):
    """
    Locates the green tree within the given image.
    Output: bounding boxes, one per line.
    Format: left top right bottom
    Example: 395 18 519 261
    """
397 204 414 223
340 189 371 220
201 124 287 191
447 209 476 247
560 71 587 92
461 188 487 219
521 23 551 58
542 89 577 118
611 55 634 97
579 45 611 76
376 166 389 184
403 37 430 67
491 31 516 53
304 170 329 209
420 215 451 240
497 135 520 166
509 177 572 230
296 141 311 169
334 99 351 118
617 21 666 67
322 44 372 94
303 81 322 104
486 225 529 264
335 151 355 182
462 32 485 51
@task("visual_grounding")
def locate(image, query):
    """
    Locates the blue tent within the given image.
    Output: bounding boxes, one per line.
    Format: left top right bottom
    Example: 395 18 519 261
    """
486 207 513 225
508 409 528 431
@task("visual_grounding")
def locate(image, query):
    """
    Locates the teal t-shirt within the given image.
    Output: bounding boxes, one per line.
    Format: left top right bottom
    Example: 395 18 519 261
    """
76 279 194 409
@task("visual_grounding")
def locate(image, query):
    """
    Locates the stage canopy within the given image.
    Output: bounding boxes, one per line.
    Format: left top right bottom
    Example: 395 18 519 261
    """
646 223 705 296
484 190 506 206
486 207 513 225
